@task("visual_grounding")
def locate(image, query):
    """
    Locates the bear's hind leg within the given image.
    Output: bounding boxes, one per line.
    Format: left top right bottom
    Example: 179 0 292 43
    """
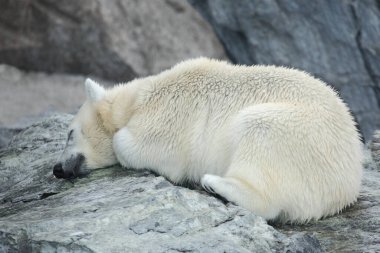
201 174 280 220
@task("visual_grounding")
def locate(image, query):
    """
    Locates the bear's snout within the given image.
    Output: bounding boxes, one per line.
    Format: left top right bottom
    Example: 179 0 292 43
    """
53 161 75 179
53 154 85 179
53 162 65 178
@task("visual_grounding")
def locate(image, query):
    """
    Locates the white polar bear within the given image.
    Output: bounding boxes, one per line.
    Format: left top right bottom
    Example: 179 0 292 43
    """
53 58 363 222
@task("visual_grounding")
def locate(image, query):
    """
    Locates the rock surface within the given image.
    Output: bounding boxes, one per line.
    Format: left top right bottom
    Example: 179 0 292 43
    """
370 130 380 171
0 0 225 82
0 114 324 253
188 0 380 141
0 127 22 150
0 114 379 252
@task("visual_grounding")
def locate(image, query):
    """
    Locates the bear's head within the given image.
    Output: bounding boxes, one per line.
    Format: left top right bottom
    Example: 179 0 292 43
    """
52 79 117 179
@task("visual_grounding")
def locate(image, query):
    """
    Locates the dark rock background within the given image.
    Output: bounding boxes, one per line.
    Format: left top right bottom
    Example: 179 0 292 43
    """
188 0 380 141
0 0 225 81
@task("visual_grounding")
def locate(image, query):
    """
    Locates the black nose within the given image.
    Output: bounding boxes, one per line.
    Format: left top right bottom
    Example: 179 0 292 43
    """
53 163 65 178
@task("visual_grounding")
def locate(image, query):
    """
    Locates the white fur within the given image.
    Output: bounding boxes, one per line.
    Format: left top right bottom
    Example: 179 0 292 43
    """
85 78 105 102
72 58 363 222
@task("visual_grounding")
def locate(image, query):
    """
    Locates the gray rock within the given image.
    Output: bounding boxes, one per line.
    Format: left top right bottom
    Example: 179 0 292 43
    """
0 64 90 128
0 114 325 252
369 130 380 171
0 0 225 82
0 127 22 150
188 0 380 141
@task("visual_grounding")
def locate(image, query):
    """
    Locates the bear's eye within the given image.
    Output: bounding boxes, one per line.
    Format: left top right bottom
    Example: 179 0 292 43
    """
67 129 74 142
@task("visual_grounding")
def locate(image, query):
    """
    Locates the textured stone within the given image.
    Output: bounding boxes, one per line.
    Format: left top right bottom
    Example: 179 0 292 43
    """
0 127 22 150
0 114 379 252
370 130 380 171
188 0 380 141
0 0 225 82
0 114 325 252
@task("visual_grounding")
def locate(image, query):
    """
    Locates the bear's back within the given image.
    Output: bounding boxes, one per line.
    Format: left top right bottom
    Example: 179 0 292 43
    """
142 58 346 120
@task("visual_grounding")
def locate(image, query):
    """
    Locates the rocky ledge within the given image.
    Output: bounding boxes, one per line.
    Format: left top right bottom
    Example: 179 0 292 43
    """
0 114 379 252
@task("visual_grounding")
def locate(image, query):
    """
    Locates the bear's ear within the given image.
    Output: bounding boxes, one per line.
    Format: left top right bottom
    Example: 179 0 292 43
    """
85 78 105 102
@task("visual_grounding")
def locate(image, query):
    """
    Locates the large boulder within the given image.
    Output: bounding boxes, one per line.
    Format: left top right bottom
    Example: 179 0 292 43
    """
0 114 322 252
188 0 380 141
0 0 225 81
0 114 379 252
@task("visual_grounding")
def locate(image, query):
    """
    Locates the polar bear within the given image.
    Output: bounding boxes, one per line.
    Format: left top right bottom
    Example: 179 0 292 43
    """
53 58 363 222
